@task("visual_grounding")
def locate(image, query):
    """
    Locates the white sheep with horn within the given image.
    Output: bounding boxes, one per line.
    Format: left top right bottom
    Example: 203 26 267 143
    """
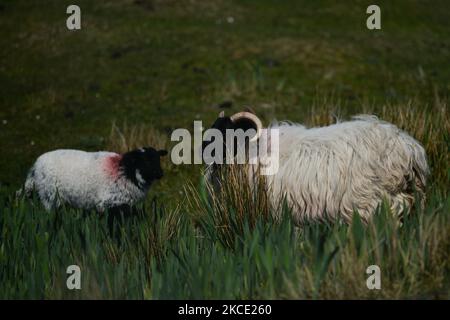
203 111 429 224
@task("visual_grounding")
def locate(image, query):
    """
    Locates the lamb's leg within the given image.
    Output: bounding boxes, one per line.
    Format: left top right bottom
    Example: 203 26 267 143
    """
16 166 36 199
38 183 62 211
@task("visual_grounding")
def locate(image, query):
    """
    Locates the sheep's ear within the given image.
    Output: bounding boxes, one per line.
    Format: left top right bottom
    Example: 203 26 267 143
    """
158 150 168 157
218 111 225 118
243 106 256 114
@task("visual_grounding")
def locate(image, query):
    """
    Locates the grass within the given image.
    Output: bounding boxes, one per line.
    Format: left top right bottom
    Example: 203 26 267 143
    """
0 0 449 299
1 175 448 299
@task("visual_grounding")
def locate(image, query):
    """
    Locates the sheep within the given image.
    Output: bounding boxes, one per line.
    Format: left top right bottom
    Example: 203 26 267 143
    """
19 147 168 212
203 111 429 224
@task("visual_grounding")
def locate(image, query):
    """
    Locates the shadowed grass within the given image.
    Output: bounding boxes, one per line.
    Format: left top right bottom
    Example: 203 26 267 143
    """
1 168 449 299
151 185 449 299
186 164 274 248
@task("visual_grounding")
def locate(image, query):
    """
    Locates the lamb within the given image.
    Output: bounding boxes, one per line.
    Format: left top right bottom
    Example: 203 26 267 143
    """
19 147 168 211
203 111 429 224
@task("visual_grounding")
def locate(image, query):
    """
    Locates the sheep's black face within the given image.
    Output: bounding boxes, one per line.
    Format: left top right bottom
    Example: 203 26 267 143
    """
202 113 259 164
202 116 235 162
121 147 168 188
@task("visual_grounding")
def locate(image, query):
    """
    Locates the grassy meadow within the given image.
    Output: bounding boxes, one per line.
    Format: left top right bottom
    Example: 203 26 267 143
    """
0 0 449 299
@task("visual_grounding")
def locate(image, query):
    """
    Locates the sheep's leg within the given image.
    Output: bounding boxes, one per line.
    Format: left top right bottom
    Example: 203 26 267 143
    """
16 166 36 198
39 184 63 211
390 192 414 217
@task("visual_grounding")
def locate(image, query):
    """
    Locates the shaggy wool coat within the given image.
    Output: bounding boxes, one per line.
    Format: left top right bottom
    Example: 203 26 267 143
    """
207 115 429 224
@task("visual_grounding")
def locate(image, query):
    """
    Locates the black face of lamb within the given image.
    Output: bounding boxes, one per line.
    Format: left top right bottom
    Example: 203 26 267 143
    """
120 147 168 189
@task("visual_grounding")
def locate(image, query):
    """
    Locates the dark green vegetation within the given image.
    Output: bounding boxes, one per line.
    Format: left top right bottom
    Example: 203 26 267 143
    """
1 176 449 299
0 0 449 298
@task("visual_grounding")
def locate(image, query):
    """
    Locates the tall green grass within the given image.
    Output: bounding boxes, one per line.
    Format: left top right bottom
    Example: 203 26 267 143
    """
1 95 448 299
1 182 448 299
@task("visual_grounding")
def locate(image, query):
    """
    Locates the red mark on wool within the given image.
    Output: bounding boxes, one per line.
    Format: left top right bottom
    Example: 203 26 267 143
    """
103 154 122 179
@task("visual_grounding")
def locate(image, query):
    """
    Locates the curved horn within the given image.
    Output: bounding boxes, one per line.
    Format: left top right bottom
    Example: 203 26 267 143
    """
229 111 263 142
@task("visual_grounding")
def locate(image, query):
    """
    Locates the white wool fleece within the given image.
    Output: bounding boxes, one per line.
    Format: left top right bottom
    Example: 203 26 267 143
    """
207 115 429 224
261 115 429 224
23 150 146 211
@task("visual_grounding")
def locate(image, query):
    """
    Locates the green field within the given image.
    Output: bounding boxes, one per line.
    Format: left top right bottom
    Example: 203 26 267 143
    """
0 0 449 299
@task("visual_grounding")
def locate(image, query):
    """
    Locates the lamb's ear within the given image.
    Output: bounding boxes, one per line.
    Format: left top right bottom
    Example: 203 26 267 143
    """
158 150 168 157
